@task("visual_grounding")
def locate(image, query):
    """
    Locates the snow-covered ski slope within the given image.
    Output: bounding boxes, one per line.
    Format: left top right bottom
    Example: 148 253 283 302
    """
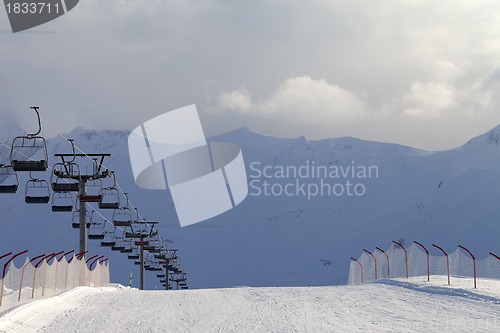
1 278 500 333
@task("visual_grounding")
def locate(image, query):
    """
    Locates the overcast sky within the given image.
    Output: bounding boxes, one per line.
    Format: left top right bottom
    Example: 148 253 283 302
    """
2 0 500 150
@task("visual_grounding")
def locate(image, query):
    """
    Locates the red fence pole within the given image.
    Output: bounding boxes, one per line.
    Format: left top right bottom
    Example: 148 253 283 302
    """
490 252 500 261
459 245 476 289
0 250 28 306
69 251 88 263
392 240 408 278
414 241 430 282
86 255 98 265
32 254 52 299
90 256 104 271
432 244 450 286
0 252 12 262
350 257 364 283
376 247 390 279
18 253 45 302
363 249 378 280
58 250 75 262
2 250 28 279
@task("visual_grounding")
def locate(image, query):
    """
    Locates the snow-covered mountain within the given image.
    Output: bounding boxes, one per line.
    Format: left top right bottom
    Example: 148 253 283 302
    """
1 125 500 289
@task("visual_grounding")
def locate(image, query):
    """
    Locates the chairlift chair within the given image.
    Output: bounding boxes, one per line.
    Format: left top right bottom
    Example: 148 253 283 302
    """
101 240 116 247
98 173 120 209
125 232 142 239
128 254 140 260
10 137 48 172
88 216 106 239
79 179 103 203
10 107 48 172
154 255 167 260
134 261 141 265
51 191 74 212
51 163 80 192
71 209 91 228
112 207 133 227
0 165 18 193
88 233 105 240
98 188 120 209
25 178 50 203
111 240 126 251
100 227 117 247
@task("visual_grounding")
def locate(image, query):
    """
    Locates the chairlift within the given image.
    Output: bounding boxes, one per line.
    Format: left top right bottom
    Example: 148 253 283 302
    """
128 254 139 260
100 227 117 247
112 207 133 227
51 191 74 212
0 165 18 193
51 163 80 192
10 107 48 172
101 241 116 247
154 255 167 260
71 209 91 228
120 248 133 253
25 177 50 204
98 172 120 209
88 214 106 239
111 238 125 252
157 274 166 278
88 233 105 240
134 261 141 265
80 179 103 203
125 232 142 239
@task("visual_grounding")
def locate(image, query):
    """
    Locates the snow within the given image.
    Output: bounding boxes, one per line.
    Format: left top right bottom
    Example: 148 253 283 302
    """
1 278 500 332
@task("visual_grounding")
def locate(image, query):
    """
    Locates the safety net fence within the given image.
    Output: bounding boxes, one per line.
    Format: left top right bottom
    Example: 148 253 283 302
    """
0 253 109 312
348 242 500 289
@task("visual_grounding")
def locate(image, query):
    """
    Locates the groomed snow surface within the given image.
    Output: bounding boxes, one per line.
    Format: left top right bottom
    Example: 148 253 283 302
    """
0 277 500 332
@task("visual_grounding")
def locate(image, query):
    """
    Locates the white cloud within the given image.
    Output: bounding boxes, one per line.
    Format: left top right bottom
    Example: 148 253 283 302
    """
3 0 500 149
215 87 252 112
401 81 457 118
211 76 367 130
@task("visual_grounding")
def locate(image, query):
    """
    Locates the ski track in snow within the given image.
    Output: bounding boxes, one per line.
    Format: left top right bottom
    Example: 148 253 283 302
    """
0 280 500 332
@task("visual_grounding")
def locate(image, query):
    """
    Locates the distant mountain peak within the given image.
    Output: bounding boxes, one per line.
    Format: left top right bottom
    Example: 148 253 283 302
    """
464 124 500 147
